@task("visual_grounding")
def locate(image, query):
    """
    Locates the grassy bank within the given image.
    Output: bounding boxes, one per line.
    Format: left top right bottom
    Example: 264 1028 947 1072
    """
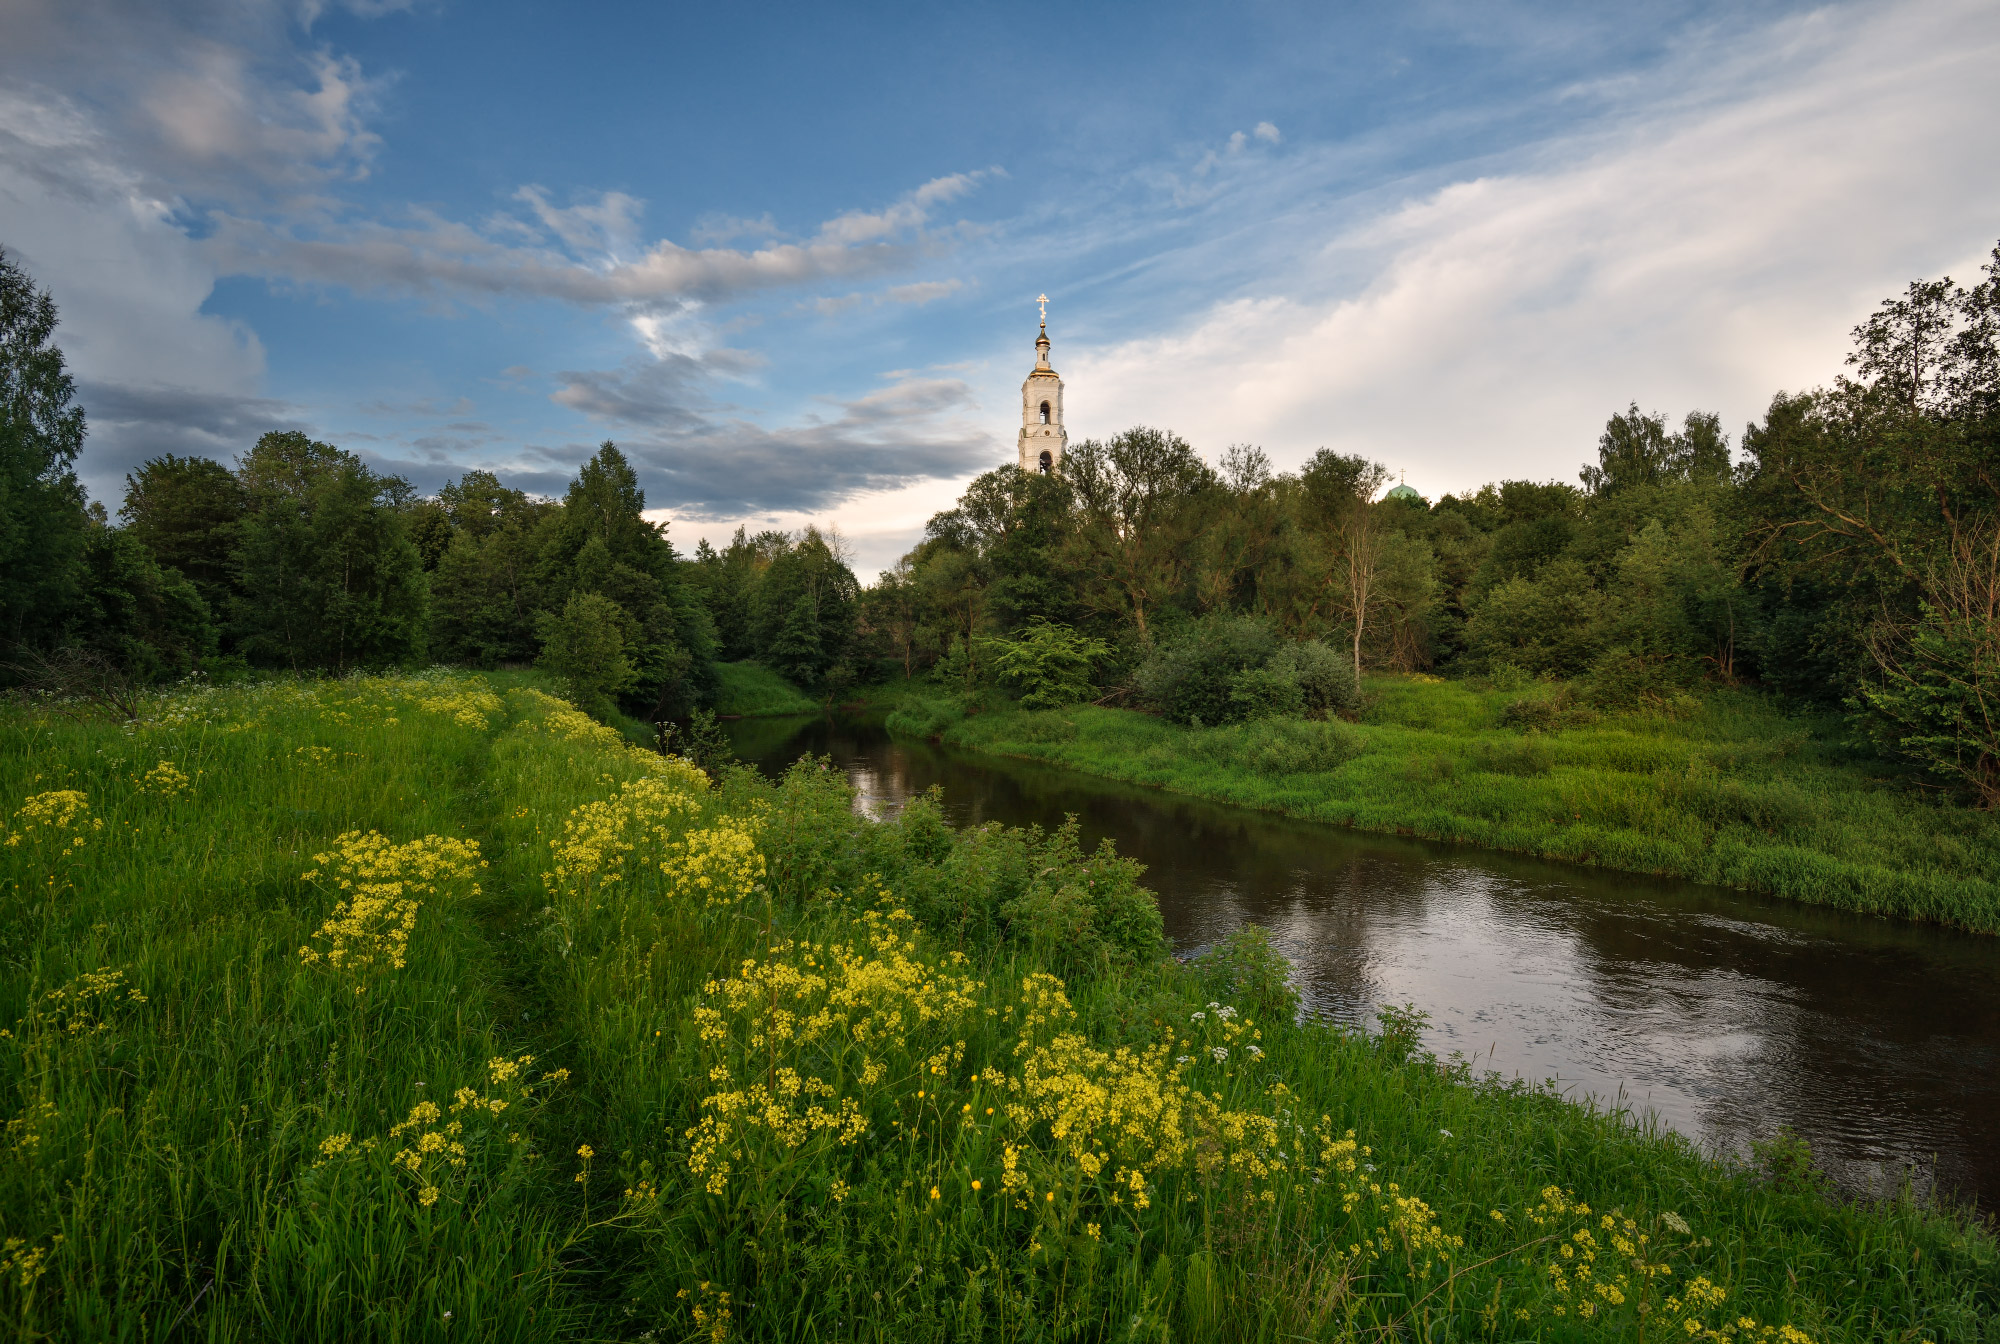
1 672 1993 1340
920 677 2000 935
711 659 820 717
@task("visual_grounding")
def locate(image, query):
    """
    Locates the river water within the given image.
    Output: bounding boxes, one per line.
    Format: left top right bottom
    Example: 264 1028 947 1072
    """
723 711 2000 1212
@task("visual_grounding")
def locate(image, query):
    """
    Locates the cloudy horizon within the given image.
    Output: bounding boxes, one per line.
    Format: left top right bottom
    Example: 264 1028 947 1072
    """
4 0 1997 578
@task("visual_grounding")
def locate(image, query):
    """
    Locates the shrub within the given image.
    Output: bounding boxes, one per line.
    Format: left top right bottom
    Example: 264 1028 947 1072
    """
1268 639 1360 716
1194 923 1300 1023
1134 616 1279 726
999 819 1165 977
982 619 1110 710
1226 666 1303 720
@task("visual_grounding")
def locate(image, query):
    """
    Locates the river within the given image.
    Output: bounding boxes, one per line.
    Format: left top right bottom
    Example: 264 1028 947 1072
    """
723 710 2000 1212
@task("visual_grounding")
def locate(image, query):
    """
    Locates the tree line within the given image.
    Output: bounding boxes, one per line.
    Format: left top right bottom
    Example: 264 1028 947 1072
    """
4 237 1994 802
858 239 2000 806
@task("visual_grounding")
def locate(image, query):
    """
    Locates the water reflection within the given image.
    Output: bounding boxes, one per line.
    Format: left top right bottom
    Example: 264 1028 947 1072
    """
727 712 2000 1210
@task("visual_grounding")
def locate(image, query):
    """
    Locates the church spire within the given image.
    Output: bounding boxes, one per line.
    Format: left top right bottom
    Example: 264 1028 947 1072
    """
1018 295 1066 474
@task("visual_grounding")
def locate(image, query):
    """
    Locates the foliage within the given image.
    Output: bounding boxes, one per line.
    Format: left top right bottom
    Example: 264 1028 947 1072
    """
1134 615 1279 726
1859 520 2000 806
232 431 428 671
1194 923 1301 1024
0 247 88 658
1267 639 1359 717
536 590 637 718
982 619 1109 710
660 707 738 778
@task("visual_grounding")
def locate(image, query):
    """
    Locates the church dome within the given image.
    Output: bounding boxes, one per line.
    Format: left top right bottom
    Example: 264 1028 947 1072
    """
1386 482 1424 502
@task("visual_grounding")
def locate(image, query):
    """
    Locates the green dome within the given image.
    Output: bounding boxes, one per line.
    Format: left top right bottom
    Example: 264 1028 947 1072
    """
1385 482 1424 501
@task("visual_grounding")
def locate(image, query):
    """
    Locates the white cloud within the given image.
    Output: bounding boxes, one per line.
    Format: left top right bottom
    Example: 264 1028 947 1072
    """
203 172 991 307
1068 0 2000 499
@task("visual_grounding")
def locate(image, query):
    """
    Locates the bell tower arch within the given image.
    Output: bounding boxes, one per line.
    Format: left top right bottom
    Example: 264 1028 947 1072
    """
1017 295 1066 474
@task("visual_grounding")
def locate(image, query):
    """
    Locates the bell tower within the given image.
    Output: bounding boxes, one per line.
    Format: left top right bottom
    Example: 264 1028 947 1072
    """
1017 294 1066 474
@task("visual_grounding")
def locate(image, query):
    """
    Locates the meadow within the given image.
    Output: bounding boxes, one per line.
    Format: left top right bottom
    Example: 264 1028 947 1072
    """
906 678 2000 935
0 671 1994 1341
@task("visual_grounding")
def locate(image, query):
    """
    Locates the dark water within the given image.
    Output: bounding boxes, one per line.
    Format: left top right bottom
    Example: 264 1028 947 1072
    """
724 711 2000 1212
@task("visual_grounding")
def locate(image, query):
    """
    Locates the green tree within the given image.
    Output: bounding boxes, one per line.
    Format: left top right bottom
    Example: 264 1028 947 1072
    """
1302 450 1393 682
424 470 556 666
1064 427 1216 644
1464 556 1607 677
68 525 215 680
233 431 428 670
542 443 715 718
749 527 858 687
0 247 88 655
120 454 245 619
767 594 825 687
537 590 637 718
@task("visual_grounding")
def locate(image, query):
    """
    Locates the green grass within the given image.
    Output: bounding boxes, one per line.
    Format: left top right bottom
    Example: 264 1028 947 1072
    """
0 671 1993 1341
710 659 820 716
927 676 2000 934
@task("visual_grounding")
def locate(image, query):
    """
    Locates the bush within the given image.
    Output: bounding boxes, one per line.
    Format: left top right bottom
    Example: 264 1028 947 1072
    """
1226 666 1303 720
1195 923 1300 1023
1134 616 1279 726
1268 639 1359 716
998 819 1165 976
983 619 1110 710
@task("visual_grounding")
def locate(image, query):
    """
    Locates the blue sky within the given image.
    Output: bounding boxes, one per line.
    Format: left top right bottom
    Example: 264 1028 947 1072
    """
4 0 1998 576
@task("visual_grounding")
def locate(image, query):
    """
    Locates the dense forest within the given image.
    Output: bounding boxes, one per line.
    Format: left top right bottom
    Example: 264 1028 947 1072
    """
3 238 1995 804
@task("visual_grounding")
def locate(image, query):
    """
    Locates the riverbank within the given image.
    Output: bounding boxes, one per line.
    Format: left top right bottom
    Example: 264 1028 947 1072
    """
710 658 822 716
2 671 1992 1340
908 677 2000 935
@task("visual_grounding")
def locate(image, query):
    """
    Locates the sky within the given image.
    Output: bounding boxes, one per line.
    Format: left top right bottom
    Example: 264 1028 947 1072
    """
3 0 1998 579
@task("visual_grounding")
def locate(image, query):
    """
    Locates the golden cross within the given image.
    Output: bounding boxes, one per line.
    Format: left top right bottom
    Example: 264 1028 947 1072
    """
1037 293 1048 323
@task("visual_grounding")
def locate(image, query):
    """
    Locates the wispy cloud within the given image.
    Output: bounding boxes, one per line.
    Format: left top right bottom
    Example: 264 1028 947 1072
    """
203 172 994 308
1070 0 2000 496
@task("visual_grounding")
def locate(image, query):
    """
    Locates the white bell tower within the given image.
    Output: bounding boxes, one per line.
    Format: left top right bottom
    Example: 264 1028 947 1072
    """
1017 294 1066 474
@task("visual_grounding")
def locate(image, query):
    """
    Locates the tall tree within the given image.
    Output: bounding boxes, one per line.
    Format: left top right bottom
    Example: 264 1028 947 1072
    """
120 454 245 620
1303 450 1393 682
0 247 88 654
541 442 715 717
233 431 428 670
1063 427 1215 644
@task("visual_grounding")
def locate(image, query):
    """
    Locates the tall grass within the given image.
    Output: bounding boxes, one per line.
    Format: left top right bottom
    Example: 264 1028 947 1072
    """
0 672 1992 1340
930 678 2000 934
711 661 820 717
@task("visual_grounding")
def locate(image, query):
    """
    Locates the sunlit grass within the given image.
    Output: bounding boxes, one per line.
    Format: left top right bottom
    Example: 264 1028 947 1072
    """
931 678 2000 933
0 671 1992 1340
